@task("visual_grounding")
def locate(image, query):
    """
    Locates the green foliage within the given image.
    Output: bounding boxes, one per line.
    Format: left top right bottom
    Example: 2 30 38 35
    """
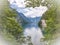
25 0 41 7
42 6 57 40
1 6 23 39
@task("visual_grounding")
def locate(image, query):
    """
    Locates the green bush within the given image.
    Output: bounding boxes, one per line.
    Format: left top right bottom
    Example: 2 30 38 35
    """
1 5 23 40
42 6 57 40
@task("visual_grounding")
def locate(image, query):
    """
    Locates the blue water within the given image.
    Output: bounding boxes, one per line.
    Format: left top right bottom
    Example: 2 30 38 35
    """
8 0 48 45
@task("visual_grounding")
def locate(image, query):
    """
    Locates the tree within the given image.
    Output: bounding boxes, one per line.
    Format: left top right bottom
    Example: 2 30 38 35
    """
1 2 23 40
25 0 41 7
